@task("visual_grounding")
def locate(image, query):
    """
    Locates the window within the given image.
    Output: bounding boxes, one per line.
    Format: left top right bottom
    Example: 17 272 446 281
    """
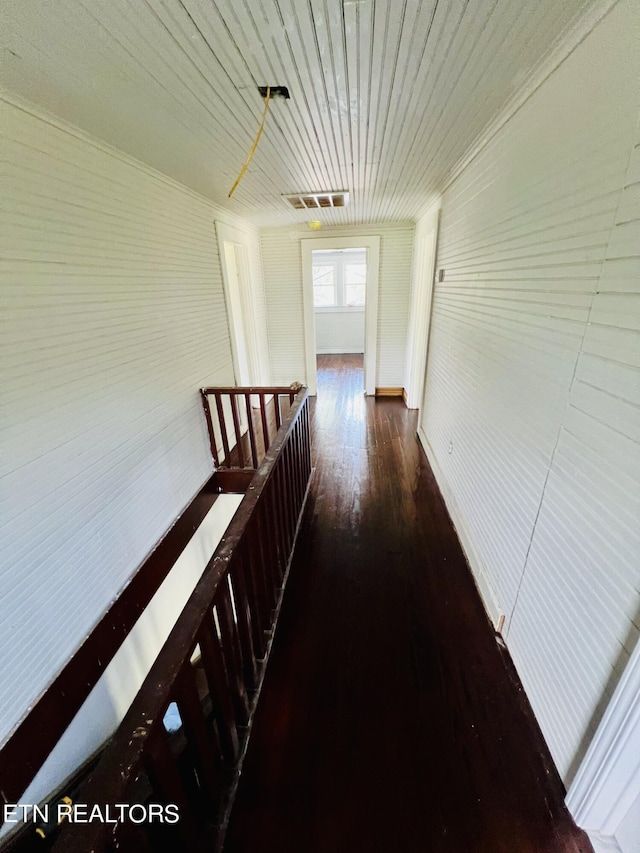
312 263 336 307
345 263 366 306
312 249 366 308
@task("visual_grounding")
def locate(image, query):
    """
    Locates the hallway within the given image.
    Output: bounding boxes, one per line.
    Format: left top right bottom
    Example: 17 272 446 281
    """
224 355 592 853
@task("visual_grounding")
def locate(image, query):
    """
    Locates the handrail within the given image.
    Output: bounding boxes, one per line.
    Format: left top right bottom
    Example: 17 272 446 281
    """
200 385 302 395
49 388 311 852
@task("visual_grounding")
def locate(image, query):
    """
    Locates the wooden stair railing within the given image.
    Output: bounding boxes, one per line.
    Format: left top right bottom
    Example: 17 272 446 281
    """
201 385 302 492
40 388 311 853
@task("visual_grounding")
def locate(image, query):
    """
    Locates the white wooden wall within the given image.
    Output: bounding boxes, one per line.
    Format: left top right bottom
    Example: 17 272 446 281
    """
1 96 267 757
315 309 365 354
261 223 414 386
419 0 640 784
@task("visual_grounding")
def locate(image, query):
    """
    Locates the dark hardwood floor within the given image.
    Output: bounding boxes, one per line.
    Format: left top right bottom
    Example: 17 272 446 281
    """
223 354 593 853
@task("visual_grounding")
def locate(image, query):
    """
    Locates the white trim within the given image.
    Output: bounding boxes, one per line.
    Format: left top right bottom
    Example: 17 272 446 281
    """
314 306 366 314
417 425 502 627
566 636 640 851
216 221 261 386
316 348 364 355
302 236 380 396
588 833 623 853
404 202 440 409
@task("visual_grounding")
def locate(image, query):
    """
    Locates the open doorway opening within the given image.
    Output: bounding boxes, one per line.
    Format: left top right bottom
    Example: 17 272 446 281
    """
313 246 366 366
216 222 261 388
216 221 263 448
222 241 252 385
302 236 380 395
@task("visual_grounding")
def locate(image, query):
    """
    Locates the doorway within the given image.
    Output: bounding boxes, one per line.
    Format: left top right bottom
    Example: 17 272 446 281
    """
312 247 366 384
216 222 260 387
302 236 380 396
216 222 263 449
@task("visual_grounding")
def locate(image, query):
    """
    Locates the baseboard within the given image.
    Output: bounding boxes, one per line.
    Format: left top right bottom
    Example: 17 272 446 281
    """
375 387 404 397
566 637 640 853
315 348 364 354
588 831 623 853
416 425 502 628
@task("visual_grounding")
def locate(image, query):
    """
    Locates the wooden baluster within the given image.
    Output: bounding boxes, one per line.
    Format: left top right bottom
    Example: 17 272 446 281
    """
145 726 203 853
304 400 312 477
282 444 296 550
298 412 308 502
262 480 285 583
214 393 230 467
272 465 289 577
281 449 295 555
215 587 250 724
200 391 219 468
237 539 267 659
258 392 270 455
289 439 300 536
274 393 282 430
227 567 257 690
284 447 296 551
292 424 303 511
230 394 245 468
247 513 274 637
244 393 259 469
300 408 310 496
198 616 239 764
292 428 303 522
255 504 279 612
252 521 274 649
173 663 221 811
279 444 292 552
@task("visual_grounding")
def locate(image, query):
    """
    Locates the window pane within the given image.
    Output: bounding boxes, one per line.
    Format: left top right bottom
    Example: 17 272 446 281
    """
313 263 336 306
345 284 365 306
313 264 335 286
345 263 366 285
314 285 336 307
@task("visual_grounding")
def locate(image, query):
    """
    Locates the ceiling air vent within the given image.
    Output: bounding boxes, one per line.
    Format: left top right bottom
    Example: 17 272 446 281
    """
284 191 349 210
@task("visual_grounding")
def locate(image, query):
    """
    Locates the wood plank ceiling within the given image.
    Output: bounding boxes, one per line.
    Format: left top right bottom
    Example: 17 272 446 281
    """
2 0 597 227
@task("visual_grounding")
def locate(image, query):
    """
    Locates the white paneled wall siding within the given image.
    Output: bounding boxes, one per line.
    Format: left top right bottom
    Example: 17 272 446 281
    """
315 309 365 354
261 224 414 387
419 0 640 784
0 96 267 751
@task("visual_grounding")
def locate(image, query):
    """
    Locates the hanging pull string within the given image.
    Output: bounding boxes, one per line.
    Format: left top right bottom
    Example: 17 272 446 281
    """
228 86 271 198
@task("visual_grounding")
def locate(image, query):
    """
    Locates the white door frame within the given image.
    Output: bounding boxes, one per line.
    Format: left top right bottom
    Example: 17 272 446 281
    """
566 636 640 853
404 207 440 409
216 221 260 386
301 235 380 396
